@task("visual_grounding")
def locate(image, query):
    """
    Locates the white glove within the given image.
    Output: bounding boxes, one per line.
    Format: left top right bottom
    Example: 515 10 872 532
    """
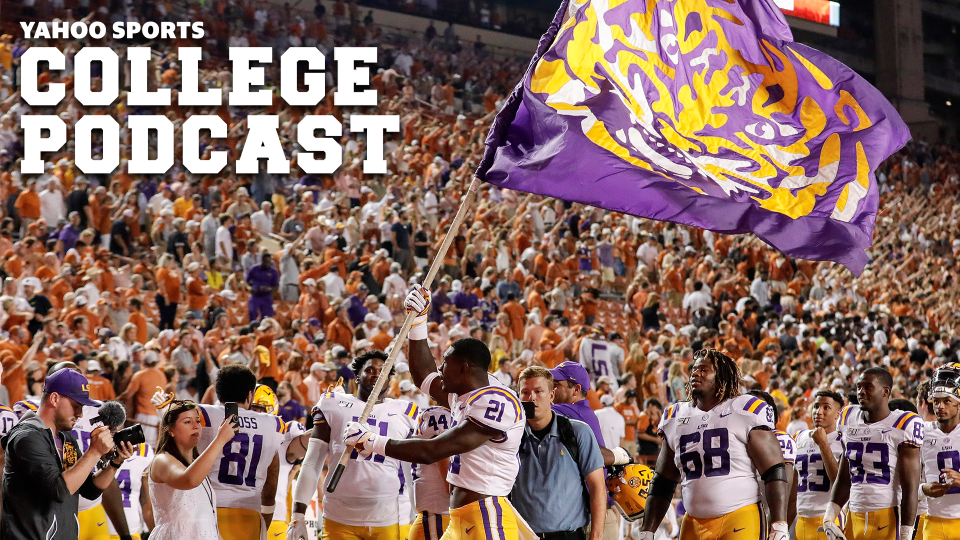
636 532 654 540
343 421 388 458
612 446 633 465
768 521 788 540
152 388 173 409
821 522 845 540
900 526 914 540
821 502 844 540
404 285 431 340
286 512 307 540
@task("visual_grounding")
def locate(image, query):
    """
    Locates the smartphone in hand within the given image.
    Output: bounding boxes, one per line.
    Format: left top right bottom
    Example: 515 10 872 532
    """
224 402 239 427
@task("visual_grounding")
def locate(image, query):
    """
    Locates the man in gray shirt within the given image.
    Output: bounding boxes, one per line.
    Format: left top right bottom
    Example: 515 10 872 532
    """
513 366 606 540
200 202 221 259
170 330 197 391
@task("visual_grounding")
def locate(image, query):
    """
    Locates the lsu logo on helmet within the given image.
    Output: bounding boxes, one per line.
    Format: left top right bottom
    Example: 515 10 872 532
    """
252 384 279 416
607 464 654 522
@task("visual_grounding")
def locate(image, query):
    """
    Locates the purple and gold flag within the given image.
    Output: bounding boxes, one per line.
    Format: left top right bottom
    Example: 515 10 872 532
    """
476 0 910 275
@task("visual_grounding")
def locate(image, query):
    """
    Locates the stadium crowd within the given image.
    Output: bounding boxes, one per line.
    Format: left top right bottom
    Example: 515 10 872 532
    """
1 0 960 539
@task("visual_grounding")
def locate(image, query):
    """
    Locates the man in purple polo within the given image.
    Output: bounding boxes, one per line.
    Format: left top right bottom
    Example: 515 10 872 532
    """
245 251 279 322
550 361 632 467
345 283 369 327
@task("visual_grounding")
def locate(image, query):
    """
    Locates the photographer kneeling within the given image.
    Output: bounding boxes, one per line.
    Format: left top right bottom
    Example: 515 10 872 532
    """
1 368 137 540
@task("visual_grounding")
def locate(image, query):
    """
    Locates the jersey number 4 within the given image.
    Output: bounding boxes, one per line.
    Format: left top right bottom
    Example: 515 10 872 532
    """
218 434 265 487
116 469 133 508
678 428 730 479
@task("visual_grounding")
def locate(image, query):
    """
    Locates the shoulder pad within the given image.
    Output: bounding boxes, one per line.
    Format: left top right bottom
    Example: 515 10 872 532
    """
398 400 420 420
892 411 920 431
838 405 858 426
736 395 770 417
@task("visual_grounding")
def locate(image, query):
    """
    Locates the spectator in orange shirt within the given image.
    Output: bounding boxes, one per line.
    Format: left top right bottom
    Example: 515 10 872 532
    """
615 390 641 455
84 357 116 401
501 293 526 349
662 257 685 307
155 253 182 330
185 262 209 318
14 178 41 236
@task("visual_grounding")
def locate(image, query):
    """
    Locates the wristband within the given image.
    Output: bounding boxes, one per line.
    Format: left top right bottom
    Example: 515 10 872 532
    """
109 459 125 469
408 317 428 340
822 502 841 525
369 434 390 456
900 526 914 540
771 522 788 532
261 504 276 514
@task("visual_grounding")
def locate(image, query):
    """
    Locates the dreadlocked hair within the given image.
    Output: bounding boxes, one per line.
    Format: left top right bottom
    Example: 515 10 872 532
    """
685 348 743 402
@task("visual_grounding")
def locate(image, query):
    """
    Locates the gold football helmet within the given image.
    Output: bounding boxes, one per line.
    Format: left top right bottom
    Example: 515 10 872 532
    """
607 463 654 522
251 384 279 416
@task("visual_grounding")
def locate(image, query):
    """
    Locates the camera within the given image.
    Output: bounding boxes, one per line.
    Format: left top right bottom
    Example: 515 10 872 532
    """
101 424 146 465
114 424 146 447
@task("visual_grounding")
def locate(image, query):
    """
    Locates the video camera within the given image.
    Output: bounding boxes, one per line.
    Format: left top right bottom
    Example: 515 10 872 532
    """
92 401 147 464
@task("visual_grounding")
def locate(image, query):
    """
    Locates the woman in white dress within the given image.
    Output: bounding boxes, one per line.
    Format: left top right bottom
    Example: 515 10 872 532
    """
148 400 238 540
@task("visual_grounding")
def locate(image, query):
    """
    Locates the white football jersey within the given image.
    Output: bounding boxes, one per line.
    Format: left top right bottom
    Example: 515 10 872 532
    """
776 430 797 465
445 382 525 497
658 394 775 519
758 429 797 522
197 404 288 512
836 406 923 513
108 444 154 536
920 421 960 519
399 462 413 526
794 429 844 518
413 406 453 515
578 337 619 388
311 392 419 527
73 405 108 512
0 405 17 437
275 421 307 523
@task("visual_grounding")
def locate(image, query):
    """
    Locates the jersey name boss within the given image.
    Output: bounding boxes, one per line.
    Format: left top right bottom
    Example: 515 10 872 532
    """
312 392 419 527
658 394 775 519
920 421 960 519
836 406 923 513
445 381 525 497
794 429 844 518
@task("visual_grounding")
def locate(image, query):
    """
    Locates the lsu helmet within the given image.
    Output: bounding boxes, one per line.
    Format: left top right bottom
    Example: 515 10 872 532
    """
930 364 960 402
252 384 279 416
606 463 654 522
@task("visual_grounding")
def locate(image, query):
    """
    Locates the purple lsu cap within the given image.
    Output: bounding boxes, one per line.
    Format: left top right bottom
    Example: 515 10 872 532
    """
44 369 101 407
550 361 591 390
308 318 321 327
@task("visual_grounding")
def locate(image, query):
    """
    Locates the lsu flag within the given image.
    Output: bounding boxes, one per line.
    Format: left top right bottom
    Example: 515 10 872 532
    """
476 0 910 275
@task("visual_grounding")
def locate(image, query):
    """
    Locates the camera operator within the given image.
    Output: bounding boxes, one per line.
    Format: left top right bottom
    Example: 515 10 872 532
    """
0 368 137 540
